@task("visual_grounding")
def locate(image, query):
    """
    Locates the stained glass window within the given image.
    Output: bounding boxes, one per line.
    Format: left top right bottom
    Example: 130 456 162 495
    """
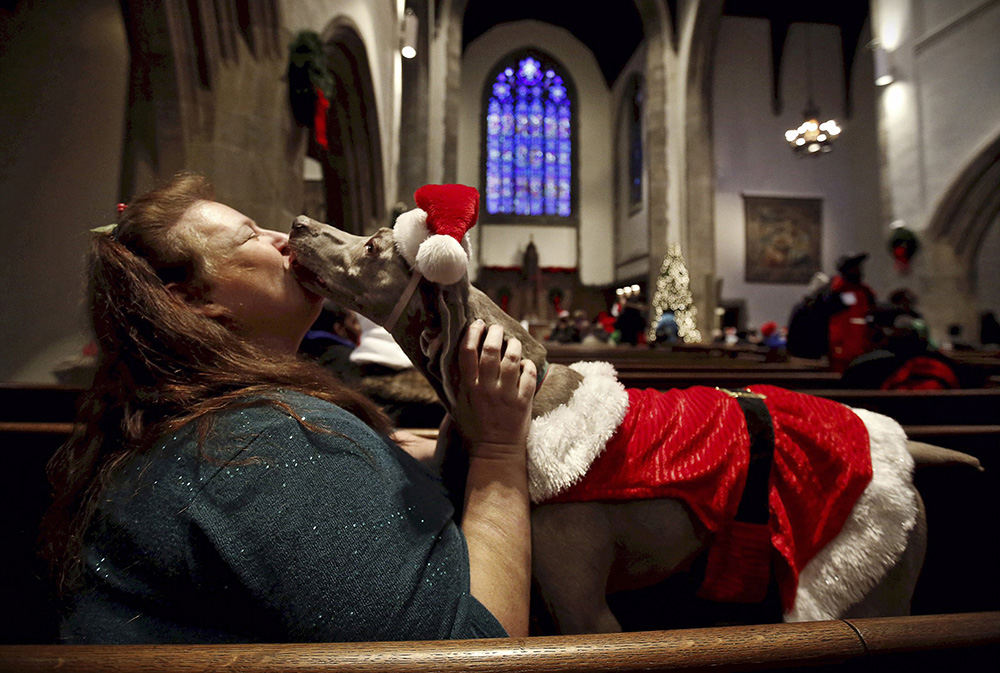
484 53 573 218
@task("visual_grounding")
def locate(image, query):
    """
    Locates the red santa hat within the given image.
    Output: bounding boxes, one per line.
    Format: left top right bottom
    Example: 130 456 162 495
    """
393 184 479 285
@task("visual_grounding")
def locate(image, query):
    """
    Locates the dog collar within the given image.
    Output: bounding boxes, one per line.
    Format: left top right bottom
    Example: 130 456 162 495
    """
536 360 548 391
383 269 423 334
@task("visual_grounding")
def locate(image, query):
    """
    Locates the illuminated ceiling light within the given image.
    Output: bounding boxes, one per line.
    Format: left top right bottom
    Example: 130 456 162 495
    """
784 27 842 157
400 7 417 59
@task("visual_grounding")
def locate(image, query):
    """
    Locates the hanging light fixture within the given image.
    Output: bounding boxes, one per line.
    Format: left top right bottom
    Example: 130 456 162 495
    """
784 27 842 156
400 7 418 59
784 106 841 155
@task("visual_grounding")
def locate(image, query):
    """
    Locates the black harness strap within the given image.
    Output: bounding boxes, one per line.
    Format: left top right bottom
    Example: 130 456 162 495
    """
693 389 782 618
731 391 776 525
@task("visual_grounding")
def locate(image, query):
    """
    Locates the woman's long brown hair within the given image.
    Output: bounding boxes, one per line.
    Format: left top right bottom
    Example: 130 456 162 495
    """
40 172 392 596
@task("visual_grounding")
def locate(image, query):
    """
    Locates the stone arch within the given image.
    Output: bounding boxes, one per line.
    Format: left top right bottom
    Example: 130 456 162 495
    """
318 19 385 234
926 127 1000 277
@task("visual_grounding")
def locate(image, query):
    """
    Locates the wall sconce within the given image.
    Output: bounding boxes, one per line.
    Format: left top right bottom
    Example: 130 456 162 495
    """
400 8 418 59
873 44 894 87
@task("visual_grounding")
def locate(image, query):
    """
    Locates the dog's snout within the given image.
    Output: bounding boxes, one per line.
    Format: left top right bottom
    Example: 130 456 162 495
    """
291 215 314 235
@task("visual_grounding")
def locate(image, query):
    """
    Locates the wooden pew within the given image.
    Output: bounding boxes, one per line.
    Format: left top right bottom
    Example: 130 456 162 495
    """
615 369 845 390
546 343 793 367
2 383 996 643
1 612 998 672
0 422 66 644
810 389 1000 427
0 383 82 424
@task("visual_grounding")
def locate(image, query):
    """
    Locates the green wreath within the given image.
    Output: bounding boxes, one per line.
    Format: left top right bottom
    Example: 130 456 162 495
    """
287 31 333 128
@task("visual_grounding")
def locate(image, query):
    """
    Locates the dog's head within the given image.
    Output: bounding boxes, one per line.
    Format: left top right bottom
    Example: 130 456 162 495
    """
289 214 474 408
291 186 485 408
289 216 420 323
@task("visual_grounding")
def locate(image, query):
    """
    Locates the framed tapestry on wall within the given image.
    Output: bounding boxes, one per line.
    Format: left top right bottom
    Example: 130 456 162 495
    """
743 194 821 284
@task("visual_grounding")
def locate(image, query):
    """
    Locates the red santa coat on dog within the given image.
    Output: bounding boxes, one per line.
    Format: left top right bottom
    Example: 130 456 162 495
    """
526 362 919 622
389 185 917 620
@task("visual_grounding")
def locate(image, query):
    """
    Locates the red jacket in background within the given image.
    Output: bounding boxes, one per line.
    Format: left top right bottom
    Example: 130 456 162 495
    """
827 275 876 372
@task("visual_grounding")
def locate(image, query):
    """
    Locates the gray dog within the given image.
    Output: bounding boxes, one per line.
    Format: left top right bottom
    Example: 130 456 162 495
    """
288 194 977 634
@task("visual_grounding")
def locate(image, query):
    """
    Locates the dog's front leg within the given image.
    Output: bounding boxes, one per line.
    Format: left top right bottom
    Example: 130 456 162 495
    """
531 502 622 634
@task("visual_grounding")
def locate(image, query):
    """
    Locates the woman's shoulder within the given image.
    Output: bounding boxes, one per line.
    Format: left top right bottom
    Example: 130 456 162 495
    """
120 390 399 514
209 389 390 457
141 389 390 477
216 389 377 435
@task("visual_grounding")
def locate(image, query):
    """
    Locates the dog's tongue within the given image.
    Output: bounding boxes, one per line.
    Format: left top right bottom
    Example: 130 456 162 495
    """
414 184 479 240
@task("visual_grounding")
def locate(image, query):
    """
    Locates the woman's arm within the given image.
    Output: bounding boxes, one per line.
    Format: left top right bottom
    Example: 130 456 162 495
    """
451 321 536 637
390 429 443 471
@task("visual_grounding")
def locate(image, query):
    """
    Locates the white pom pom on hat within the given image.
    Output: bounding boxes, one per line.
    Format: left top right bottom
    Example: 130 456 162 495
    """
392 184 480 285
393 207 428 266
415 234 469 285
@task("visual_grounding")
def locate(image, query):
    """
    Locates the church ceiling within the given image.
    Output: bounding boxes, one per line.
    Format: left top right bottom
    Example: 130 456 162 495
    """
462 0 869 115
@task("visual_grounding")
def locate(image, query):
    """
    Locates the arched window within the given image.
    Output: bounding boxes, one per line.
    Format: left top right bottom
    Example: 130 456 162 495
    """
481 50 576 223
626 75 643 210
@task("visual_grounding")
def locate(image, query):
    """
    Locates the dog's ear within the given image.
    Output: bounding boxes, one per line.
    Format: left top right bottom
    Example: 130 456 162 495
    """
165 282 228 319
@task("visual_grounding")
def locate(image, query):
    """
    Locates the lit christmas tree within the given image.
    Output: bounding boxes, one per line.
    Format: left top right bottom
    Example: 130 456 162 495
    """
648 243 702 344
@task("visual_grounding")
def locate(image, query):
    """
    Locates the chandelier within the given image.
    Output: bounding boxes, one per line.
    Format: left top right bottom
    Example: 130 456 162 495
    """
785 105 841 155
784 27 841 156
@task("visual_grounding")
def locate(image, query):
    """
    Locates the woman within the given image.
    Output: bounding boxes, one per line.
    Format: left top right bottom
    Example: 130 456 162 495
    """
40 172 535 643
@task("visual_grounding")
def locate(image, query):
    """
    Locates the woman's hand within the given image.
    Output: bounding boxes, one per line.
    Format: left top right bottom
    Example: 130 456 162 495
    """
452 320 536 457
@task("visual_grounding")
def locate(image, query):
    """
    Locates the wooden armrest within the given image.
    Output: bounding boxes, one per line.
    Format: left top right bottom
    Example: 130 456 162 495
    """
2 613 997 672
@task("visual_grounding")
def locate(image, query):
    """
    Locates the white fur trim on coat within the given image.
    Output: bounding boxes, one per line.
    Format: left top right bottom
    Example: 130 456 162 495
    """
527 361 629 503
785 407 918 621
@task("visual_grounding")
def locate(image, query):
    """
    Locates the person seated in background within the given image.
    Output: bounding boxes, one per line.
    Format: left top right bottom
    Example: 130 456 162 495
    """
887 288 921 321
941 323 975 352
715 325 742 346
654 311 679 345
298 301 361 381
615 301 647 346
759 321 787 350
980 311 1000 347
786 272 833 360
841 313 970 390
547 310 580 343
826 253 877 372
350 315 446 429
572 309 593 343
41 171 536 643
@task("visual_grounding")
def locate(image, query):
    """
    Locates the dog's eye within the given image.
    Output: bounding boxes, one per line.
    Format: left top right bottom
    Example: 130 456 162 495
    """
364 239 377 255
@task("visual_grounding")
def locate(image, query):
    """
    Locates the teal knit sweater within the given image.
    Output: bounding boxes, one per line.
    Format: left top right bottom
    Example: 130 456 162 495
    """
61 391 504 643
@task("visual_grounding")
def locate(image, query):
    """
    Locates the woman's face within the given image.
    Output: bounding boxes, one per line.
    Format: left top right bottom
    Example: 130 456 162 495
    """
178 200 323 352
